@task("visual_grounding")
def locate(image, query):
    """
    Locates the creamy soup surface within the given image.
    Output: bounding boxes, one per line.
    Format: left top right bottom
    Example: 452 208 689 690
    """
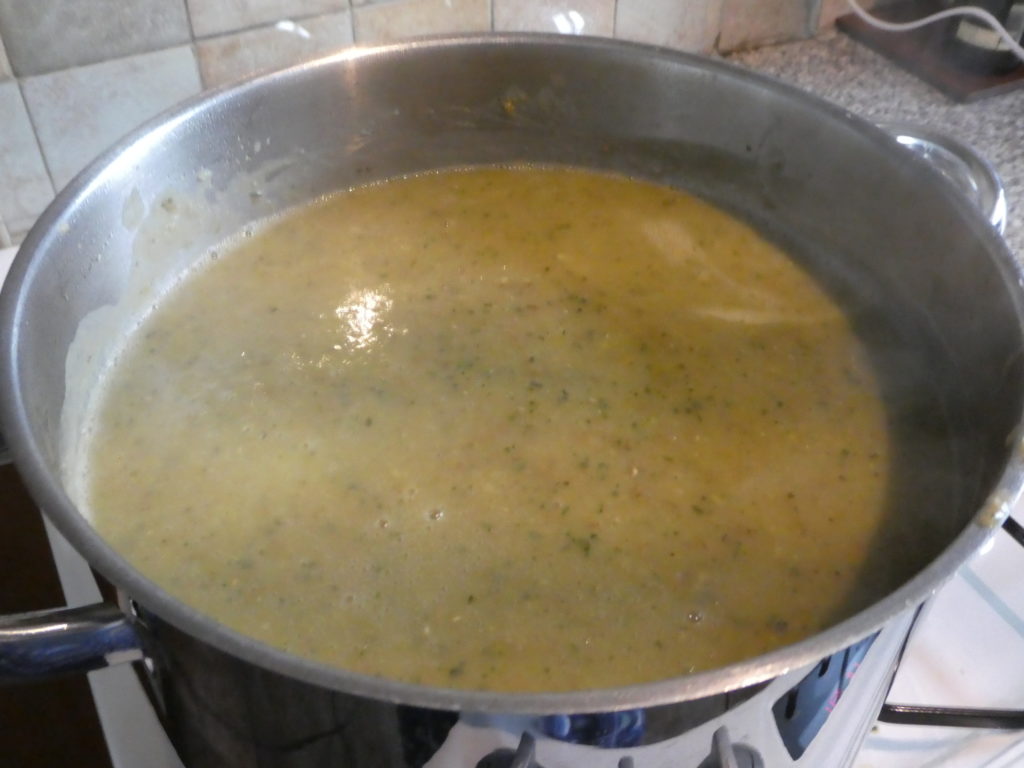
78 167 895 692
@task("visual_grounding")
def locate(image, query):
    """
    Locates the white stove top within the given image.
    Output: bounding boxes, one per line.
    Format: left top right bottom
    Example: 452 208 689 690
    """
856 522 1024 767
3 243 1023 767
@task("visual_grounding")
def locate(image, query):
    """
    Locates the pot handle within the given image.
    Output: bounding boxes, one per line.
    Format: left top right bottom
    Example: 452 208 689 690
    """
0 431 10 466
880 122 1007 235
0 602 143 684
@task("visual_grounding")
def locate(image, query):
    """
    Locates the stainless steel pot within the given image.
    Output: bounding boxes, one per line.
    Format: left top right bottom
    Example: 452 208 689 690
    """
2 34 1024 768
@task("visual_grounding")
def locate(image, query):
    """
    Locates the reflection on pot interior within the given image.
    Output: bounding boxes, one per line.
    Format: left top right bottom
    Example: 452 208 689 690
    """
72 166 914 692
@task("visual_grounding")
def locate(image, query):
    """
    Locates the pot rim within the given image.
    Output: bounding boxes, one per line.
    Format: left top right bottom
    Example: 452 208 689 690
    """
3 32 1023 714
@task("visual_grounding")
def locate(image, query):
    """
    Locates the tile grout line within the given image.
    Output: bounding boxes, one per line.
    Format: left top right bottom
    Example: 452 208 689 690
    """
183 0 215 89
178 0 204 89
14 78 59 210
347 0 356 43
181 0 196 42
191 4 356 42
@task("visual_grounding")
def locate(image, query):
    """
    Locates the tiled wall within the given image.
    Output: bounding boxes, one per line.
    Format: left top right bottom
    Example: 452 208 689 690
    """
0 0 881 246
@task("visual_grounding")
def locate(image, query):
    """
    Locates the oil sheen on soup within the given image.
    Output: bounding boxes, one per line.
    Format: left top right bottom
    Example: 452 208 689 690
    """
79 167 892 693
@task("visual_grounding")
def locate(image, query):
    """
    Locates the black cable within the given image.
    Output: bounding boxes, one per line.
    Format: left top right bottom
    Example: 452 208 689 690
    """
878 703 1024 729
1003 516 1024 550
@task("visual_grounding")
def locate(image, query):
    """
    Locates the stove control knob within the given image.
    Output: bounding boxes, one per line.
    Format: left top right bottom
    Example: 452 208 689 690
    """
696 726 763 768
476 732 544 768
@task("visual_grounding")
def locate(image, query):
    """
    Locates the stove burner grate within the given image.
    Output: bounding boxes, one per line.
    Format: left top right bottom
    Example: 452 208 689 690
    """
877 516 1024 731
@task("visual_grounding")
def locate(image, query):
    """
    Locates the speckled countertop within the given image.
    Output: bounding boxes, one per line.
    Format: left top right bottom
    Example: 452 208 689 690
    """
730 31 1023 259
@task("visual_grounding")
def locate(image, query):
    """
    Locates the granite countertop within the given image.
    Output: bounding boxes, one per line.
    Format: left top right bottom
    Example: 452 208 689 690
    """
730 31 1023 259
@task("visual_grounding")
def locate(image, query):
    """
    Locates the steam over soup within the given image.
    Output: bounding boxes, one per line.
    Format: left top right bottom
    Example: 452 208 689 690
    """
78 167 899 692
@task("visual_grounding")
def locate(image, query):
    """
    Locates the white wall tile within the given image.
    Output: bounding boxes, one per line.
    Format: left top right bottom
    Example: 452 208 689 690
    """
353 0 490 43
0 0 190 77
197 11 353 88
0 81 54 238
718 0 812 53
616 0 723 52
22 46 202 190
494 0 613 36
187 0 349 38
